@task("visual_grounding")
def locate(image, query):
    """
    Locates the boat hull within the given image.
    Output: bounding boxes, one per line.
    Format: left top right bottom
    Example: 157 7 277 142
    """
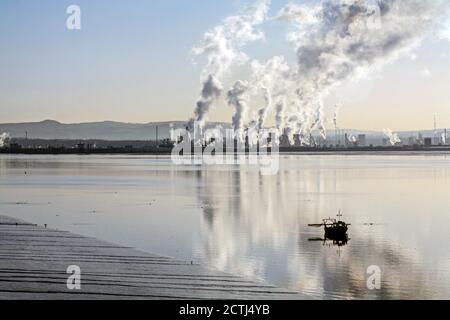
324 225 348 239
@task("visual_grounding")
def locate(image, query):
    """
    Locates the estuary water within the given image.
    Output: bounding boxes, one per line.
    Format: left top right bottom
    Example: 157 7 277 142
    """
1 153 450 299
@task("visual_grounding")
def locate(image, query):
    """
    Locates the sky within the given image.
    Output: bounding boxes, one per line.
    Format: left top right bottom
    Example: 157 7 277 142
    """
1 0 450 131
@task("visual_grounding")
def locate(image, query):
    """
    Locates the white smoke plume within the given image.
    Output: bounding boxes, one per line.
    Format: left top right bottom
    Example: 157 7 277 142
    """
257 86 272 131
275 100 286 134
227 56 291 142
188 0 450 146
310 102 327 139
283 113 299 145
276 2 317 25
284 107 314 146
0 132 10 148
227 80 250 141
440 17 450 41
384 129 401 146
278 0 450 143
442 133 446 145
189 0 270 130
250 56 291 132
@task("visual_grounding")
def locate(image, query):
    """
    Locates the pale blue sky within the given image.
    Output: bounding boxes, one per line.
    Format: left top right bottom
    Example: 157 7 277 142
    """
1 0 450 130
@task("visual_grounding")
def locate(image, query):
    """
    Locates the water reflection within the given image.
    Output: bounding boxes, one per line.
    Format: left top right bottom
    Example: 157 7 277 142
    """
1 154 450 299
192 156 450 299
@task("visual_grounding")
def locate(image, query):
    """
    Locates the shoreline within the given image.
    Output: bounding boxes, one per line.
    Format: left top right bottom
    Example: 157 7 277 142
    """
1 148 450 156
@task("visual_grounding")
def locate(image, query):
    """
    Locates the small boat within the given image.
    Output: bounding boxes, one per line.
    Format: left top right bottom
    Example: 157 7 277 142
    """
308 212 350 240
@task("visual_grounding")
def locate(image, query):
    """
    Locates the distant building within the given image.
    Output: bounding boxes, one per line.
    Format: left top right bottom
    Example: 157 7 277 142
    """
424 138 432 148
407 136 418 146
418 133 424 145
433 136 440 146
76 143 86 152
9 143 21 151
358 134 366 147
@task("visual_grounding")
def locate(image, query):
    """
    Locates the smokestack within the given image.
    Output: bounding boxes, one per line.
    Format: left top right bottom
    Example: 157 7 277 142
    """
434 113 439 145
434 113 438 133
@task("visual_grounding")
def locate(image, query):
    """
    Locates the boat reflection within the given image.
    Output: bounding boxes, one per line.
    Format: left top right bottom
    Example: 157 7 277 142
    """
308 235 350 247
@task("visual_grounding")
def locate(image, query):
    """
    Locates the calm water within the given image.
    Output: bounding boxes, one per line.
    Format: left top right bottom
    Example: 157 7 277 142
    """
1 153 450 299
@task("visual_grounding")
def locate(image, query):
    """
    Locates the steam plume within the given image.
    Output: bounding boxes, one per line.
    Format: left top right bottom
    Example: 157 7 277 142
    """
251 56 291 131
189 0 270 130
0 132 10 148
384 129 401 145
279 0 450 143
227 80 250 141
333 103 341 129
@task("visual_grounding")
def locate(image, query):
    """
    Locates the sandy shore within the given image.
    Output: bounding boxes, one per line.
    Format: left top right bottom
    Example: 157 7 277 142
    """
0 215 307 300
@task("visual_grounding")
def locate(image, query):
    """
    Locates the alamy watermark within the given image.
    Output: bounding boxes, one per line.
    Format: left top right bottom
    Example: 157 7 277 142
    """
66 5 81 30
66 265 81 290
170 122 280 176
366 265 382 290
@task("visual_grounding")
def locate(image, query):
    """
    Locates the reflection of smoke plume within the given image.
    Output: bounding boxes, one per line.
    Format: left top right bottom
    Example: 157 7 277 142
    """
0 132 10 148
227 80 250 140
189 0 270 129
193 162 440 299
278 0 450 142
384 129 401 145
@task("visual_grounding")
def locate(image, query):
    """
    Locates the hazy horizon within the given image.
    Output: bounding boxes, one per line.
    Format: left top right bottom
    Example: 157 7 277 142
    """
1 0 450 132
1 118 449 134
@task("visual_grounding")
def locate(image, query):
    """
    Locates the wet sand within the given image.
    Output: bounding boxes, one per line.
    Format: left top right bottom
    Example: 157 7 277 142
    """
0 215 306 300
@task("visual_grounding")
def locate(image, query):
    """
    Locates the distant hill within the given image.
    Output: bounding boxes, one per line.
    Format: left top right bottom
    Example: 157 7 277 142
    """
0 119 445 142
0 120 230 141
